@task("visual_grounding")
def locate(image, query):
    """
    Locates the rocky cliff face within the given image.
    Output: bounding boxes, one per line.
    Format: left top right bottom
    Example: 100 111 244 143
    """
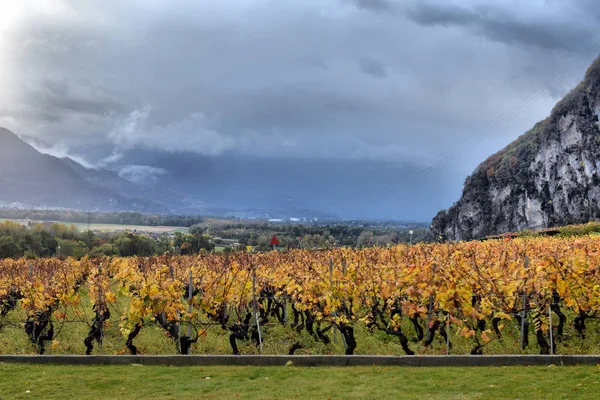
432 56 600 240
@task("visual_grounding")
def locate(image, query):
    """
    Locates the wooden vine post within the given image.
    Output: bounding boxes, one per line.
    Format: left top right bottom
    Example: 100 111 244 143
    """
187 270 193 354
252 263 263 351
520 256 529 351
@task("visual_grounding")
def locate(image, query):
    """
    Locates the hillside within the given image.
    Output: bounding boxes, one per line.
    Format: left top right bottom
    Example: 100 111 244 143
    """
432 56 600 240
0 128 167 213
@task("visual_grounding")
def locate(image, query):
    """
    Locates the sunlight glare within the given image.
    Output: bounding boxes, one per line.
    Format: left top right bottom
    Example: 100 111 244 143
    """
0 2 24 32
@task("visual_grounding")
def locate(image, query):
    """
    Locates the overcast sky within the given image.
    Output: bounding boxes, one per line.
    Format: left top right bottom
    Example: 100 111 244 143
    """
1 0 600 178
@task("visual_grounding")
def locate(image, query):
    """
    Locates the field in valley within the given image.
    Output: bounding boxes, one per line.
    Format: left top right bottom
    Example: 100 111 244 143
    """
0 219 189 234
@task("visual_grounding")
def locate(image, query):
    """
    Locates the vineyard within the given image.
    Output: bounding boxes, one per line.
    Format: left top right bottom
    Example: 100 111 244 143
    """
2 235 600 356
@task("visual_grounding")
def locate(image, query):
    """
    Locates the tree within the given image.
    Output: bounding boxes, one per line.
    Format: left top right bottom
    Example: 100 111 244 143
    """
174 232 214 254
300 234 327 249
113 233 156 257
356 231 375 248
89 244 119 257
57 239 87 259
0 236 21 258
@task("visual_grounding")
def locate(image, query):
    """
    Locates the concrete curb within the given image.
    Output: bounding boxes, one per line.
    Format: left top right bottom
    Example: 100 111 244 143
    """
0 355 598 366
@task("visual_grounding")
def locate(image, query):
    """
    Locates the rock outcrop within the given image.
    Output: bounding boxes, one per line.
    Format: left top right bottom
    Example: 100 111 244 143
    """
432 56 600 240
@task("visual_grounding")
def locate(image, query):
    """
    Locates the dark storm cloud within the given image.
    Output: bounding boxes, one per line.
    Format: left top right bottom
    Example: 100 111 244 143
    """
0 0 599 173
402 0 600 53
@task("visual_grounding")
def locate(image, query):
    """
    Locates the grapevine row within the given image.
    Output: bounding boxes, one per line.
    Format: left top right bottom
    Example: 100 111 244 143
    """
1 236 600 355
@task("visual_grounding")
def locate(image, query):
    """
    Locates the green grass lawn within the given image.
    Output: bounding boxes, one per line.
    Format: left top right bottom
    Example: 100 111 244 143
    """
0 364 598 399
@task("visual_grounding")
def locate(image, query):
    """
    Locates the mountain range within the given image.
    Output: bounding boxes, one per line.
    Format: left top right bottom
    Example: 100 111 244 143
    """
0 127 168 213
0 127 448 221
432 55 600 240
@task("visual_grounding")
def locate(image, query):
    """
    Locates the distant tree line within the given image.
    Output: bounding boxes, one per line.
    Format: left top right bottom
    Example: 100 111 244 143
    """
0 221 215 259
0 210 206 228
191 222 429 251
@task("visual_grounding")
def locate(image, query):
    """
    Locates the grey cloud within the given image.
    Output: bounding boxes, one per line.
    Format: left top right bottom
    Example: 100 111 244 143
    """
346 0 394 13
358 57 388 78
98 151 124 167
0 0 599 176
109 108 235 156
20 134 97 169
402 0 600 53
30 80 129 117
118 165 167 186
